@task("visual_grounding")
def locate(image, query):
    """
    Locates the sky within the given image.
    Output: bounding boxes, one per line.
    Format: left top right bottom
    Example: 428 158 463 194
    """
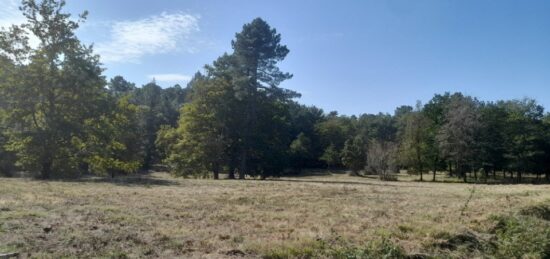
1 0 550 115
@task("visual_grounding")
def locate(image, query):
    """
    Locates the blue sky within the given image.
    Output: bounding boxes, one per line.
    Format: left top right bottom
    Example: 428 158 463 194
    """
2 0 550 115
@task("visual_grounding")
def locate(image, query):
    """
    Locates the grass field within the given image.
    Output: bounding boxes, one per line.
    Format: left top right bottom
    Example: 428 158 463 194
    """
1 171 550 258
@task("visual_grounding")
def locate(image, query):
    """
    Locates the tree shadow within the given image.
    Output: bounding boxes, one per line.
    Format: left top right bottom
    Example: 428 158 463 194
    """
280 168 351 178
39 173 180 187
414 176 550 185
267 178 429 188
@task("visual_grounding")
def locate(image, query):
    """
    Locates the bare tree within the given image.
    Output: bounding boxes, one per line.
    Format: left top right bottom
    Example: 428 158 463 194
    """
437 95 481 182
367 140 398 180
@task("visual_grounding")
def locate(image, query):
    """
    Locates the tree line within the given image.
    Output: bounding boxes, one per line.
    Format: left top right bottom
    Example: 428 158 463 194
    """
0 0 186 178
1 0 549 183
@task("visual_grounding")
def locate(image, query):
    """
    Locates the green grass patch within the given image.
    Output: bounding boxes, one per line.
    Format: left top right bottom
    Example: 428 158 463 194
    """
489 214 550 258
432 202 550 258
263 237 406 259
0 244 18 254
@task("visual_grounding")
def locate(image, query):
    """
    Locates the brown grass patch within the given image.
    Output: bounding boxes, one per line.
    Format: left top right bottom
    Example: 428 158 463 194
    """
1 172 550 257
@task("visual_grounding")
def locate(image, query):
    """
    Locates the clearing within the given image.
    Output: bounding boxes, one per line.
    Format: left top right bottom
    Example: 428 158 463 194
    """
1 172 550 258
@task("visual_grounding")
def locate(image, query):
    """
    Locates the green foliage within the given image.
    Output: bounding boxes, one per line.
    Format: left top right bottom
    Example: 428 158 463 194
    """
290 133 313 160
230 18 297 178
0 0 143 178
0 1 549 183
158 74 232 178
74 96 143 177
108 75 136 97
0 0 107 177
341 136 367 174
356 113 396 143
398 103 430 179
287 104 325 169
500 99 545 181
320 144 341 169
0 130 16 177
316 113 356 168
160 18 298 179
117 80 188 169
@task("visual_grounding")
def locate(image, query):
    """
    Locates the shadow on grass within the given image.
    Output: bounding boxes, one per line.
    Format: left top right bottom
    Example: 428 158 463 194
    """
267 178 429 188
41 173 179 187
279 168 348 178
412 178 550 185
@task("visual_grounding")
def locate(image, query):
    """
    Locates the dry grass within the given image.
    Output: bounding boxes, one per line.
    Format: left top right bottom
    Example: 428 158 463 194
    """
1 171 550 258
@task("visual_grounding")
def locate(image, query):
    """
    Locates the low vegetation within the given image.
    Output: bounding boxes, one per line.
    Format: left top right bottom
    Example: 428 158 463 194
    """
1 172 550 258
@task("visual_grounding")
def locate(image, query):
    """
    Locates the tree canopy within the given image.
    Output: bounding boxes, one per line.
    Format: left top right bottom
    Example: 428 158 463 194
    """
1 0 550 184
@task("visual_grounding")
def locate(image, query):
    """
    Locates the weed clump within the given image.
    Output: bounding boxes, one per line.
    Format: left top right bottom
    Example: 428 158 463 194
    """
489 214 550 258
437 231 483 251
433 202 550 258
263 237 406 259
519 203 550 221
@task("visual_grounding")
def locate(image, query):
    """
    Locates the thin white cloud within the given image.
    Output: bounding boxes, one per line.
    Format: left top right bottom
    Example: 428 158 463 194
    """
96 12 200 63
148 73 191 83
0 0 25 29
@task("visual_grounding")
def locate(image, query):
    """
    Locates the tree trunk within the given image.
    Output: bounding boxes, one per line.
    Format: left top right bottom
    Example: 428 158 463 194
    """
420 170 423 181
459 163 466 182
432 169 436 182
213 169 219 180
239 151 247 180
228 164 235 179
41 161 52 179
111 171 116 179
432 159 437 181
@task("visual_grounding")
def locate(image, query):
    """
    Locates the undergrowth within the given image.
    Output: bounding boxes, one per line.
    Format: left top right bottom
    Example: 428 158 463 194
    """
263 202 550 259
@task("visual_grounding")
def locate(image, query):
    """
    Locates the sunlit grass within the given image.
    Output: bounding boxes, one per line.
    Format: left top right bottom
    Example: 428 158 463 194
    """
1 172 549 257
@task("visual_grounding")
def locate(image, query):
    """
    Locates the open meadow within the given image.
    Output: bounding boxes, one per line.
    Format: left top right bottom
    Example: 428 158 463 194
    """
2 172 550 258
